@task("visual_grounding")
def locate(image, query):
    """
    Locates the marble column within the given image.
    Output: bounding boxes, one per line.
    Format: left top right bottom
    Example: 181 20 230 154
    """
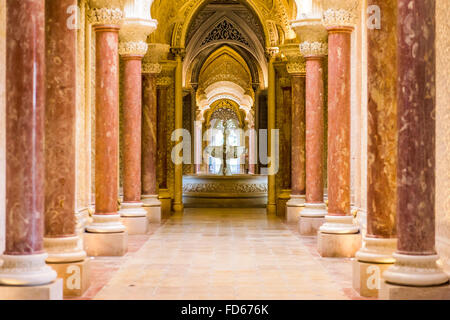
281 44 306 223
173 50 185 212
142 60 163 222
266 51 277 215
86 7 125 234
382 0 448 288
299 41 329 233
0 0 57 286
352 0 399 297
319 9 359 236
44 0 87 264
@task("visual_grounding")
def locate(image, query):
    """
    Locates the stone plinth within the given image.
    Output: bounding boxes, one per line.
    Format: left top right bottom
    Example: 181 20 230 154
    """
0 279 63 300
380 282 450 300
352 259 393 298
120 217 149 235
48 258 90 297
299 216 325 236
84 232 128 257
318 231 362 258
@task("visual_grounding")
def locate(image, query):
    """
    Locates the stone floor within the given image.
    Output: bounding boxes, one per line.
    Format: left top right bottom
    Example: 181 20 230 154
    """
76 208 366 300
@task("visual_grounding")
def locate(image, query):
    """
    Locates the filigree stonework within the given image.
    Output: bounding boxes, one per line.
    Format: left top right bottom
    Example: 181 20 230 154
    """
89 7 123 26
119 41 148 56
300 41 328 57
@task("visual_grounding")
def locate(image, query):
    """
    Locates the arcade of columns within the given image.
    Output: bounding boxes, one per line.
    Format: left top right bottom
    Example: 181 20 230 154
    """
0 0 449 300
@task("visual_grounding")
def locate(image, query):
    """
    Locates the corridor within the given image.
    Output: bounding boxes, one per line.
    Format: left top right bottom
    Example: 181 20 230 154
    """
87 209 361 300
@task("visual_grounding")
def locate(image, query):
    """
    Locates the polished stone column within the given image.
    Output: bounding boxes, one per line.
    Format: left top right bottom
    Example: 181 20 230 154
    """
173 50 185 212
0 0 57 287
299 41 328 234
382 0 448 290
319 10 359 235
86 8 125 234
266 51 277 215
44 0 87 268
280 45 306 222
142 60 163 222
315 6 361 257
351 0 398 297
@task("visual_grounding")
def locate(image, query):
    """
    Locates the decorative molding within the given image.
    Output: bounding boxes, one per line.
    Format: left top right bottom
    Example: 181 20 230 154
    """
201 19 249 46
88 7 123 26
280 44 306 75
183 182 268 193
299 41 328 58
119 40 148 56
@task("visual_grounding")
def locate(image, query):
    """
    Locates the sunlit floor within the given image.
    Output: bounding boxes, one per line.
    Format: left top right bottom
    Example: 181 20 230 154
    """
78 208 365 300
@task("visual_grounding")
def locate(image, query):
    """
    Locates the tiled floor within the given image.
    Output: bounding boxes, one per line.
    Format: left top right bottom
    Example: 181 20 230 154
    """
83 208 363 300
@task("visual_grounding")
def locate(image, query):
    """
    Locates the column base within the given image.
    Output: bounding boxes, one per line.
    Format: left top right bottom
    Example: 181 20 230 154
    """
0 253 57 286
267 204 277 215
142 195 162 223
120 216 149 235
299 216 326 236
383 253 449 287
0 279 63 300
47 258 90 297
301 202 327 217
319 215 359 234
86 214 126 233
84 231 128 257
317 231 362 258
285 195 305 223
119 202 147 217
352 259 393 298
380 281 450 300
173 202 184 212
44 236 87 264
355 237 397 264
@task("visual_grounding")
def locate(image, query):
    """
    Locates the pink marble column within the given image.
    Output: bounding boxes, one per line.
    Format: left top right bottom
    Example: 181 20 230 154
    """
383 0 448 286
0 0 56 285
142 73 158 197
119 54 148 218
301 49 328 218
290 75 306 199
43 0 86 264
319 25 358 234
86 18 125 233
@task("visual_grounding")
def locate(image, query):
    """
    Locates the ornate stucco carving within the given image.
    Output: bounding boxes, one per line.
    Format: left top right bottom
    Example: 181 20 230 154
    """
322 8 356 28
299 41 328 57
183 182 268 193
142 63 162 74
279 44 306 75
88 7 123 25
118 40 148 56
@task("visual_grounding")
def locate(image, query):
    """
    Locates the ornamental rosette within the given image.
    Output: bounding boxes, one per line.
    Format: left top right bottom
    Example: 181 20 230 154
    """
88 7 123 26
299 41 328 57
119 41 148 56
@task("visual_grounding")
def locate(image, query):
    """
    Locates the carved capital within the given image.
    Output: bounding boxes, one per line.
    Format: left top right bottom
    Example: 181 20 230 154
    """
280 44 306 76
171 47 187 60
291 18 328 43
323 8 356 28
265 47 280 61
142 62 162 74
156 76 173 87
144 43 171 64
299 41 328 58
119 40 148 56
88 7 123 26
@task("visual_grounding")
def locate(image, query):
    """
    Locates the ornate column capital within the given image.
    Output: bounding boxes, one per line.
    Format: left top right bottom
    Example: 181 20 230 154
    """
299 41 328 59
279 44 306 76
321 0 360 29
265 47 280 61
171 47 187 60
119 41 148 57
88 7 123 26
156 76 173 88
142 43 171 73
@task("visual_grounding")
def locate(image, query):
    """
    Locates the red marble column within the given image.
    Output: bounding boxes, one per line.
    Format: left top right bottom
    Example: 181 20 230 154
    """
383 0 448 286
302 53 328 218
142 73 158 197
290 75 306 198
44 0 86 263
86 20 125 233
355 0 398 264
123 56 144 203
0 0 56 286
319 25 358 234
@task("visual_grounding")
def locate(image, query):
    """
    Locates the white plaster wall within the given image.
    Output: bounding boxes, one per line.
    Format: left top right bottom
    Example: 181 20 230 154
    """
0 1 6 253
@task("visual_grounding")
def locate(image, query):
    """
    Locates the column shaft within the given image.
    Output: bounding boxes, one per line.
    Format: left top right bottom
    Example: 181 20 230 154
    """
326 28 352 217
291 75 306 196
267 58 276 214
142 74 158 196
173 54 184 211
157 85 168 189
0 0 56 286
305 58 324 204
44 0 86 263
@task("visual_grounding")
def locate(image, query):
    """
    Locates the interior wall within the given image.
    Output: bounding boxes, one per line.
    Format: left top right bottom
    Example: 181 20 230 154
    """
435 0 450 273
0 1 6 253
